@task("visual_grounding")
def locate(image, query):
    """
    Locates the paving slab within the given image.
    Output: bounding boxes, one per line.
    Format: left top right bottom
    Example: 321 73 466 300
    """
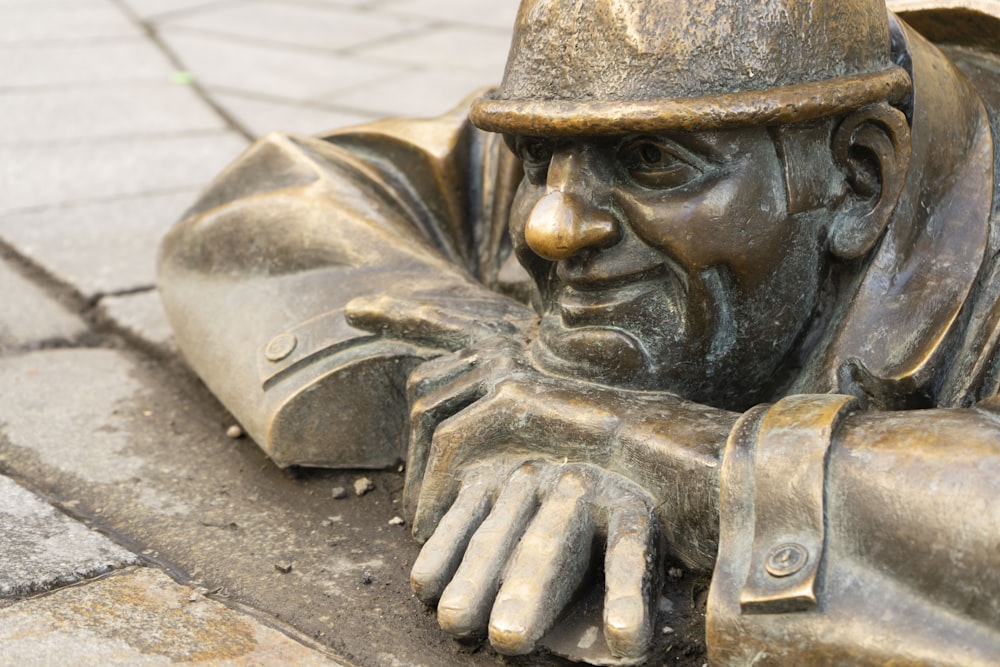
0 83 225 146
96 290 177 356
353 24 512 77
158 29 406 101
0 348 702 665
0 190 198 299
0 0 99 5
122 0 247 20
383 0 520 30
197 92 378 138
0 475 139 597
0 567 346 666
327 68 491 119
0 38 176 89
285 0 381 7
0 133 245 214
0 1 142 44
156 1 427 53
0 257 87 352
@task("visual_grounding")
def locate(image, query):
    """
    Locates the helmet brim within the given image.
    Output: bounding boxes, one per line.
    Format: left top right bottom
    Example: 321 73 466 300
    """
471 67 911 135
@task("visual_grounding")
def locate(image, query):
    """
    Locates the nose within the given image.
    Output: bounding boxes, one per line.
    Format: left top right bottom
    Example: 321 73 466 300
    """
524 191 620 261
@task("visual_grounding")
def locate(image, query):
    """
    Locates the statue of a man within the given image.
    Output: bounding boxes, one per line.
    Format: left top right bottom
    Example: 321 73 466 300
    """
159 1 1000 664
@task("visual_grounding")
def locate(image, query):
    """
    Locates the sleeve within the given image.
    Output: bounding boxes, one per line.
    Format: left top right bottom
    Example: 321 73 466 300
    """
707 395 1000 666
157 98 525 469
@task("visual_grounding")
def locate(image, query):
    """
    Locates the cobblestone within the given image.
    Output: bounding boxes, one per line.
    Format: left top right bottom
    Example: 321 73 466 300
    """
0 475 139 597
0 191 199 299
0 567 345 666
0 257 87 351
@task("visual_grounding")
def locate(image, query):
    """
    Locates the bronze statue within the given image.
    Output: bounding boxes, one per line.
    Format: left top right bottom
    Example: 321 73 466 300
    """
158 0 1000 664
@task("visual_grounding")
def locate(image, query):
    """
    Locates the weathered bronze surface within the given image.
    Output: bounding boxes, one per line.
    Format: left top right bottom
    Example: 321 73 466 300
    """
158 0 1000 664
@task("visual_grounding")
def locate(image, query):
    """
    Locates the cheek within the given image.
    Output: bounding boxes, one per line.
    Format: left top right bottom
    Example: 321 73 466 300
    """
508 184 540 252
508 184 554 280
738 241 825 340
616 164 793 282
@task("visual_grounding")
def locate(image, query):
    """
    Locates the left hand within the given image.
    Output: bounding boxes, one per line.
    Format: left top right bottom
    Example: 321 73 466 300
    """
344 280 537 353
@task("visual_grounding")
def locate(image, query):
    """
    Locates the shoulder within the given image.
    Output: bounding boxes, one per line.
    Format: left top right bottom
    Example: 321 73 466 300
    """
890 0 1000 52
892 2 1000 133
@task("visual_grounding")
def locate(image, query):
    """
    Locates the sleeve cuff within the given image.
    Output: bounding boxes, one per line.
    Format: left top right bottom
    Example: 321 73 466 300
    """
706 394 857 661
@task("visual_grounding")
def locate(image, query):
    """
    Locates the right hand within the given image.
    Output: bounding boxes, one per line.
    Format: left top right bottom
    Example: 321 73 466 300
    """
410 459 659 662
347 290 737 659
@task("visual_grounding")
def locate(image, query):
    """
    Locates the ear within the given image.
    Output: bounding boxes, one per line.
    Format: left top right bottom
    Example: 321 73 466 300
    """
828 103 911 260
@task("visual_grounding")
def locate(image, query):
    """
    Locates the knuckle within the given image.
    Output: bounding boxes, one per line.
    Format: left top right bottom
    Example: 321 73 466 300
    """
432 414 464 444
510 460 543 482
406 362 443 400
408 394 433 425
492 376 527 404
557 463 593 486
344 293 377 314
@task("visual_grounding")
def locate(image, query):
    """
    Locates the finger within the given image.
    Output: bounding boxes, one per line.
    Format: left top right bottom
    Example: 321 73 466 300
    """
603 490 657 661
488 466 597 655
405 349 481 405
405 335 527 410
345 294 474 349
403 360 492 524
410 468 495 604
411 394 517 540
403 339 531 522
345 294 520 350
436 462 546 637
411 375 576 539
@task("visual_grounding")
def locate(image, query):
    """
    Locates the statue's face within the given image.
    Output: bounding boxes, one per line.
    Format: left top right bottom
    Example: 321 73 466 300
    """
508 128 831 407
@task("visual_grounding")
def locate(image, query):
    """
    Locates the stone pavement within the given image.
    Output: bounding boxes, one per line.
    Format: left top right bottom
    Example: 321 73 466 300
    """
0 2 708 666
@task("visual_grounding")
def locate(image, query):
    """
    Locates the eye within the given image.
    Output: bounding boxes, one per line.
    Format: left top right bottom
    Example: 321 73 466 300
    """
513 137 554 184
620 137 703 189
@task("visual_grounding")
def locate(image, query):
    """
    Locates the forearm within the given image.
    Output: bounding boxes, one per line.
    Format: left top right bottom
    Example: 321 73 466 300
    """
830 406 1000 624
157 118 502 468
708 396 1000 665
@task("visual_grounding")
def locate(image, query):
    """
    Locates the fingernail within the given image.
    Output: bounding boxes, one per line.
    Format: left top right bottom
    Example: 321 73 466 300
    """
488 600 535 655
604 597 649 659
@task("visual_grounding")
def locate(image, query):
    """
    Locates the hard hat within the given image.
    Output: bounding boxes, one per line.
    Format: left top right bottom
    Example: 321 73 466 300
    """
471 0 912 135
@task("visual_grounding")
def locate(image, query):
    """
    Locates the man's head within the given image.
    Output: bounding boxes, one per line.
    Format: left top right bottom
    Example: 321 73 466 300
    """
472 0 913 408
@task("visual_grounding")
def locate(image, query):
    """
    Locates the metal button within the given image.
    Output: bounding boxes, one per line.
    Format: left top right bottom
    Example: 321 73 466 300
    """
765 543 808 578
265 333 297 362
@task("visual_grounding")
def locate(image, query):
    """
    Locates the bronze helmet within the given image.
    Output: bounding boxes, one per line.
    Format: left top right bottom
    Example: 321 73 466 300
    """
471 0 912 135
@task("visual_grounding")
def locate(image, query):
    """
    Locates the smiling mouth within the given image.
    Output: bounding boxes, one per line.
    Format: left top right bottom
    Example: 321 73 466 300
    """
556 263 667 292
557 280 657 315
554 270 677 330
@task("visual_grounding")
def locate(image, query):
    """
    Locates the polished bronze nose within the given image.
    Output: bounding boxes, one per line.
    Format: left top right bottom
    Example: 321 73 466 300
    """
523 191 620 261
